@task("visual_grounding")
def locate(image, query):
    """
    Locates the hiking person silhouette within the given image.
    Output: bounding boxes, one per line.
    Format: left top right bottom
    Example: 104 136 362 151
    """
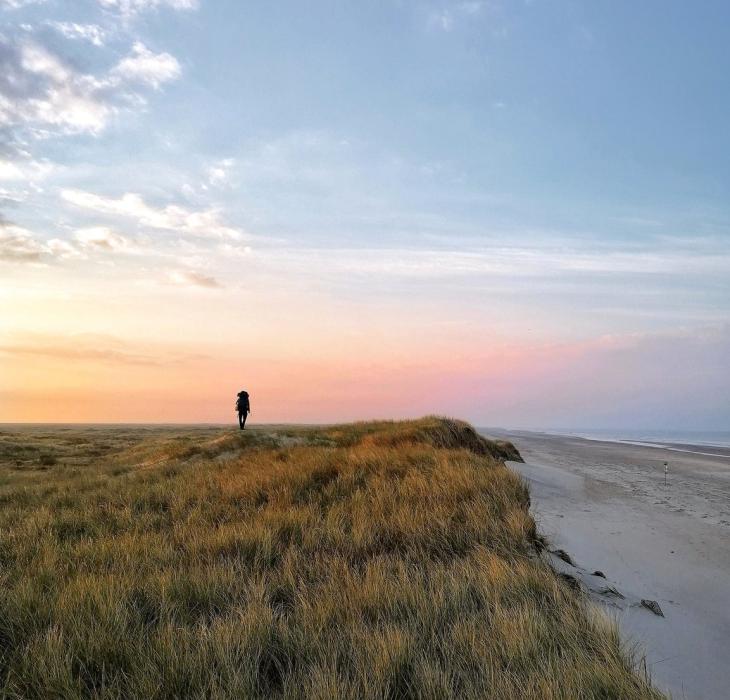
235 390 250 430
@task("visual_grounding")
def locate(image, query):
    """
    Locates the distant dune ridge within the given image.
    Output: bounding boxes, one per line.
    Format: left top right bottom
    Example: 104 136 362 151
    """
0 418 661 698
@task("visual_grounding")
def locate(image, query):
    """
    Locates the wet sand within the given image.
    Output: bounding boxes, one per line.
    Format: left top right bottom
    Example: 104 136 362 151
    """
481 430 730 700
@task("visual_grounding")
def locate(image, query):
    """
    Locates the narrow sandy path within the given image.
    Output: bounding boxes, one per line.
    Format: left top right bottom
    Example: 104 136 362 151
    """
481 430 730 700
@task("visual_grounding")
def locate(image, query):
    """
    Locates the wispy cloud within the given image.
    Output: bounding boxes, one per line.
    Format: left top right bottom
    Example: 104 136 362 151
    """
0 0 46 8
97 0 199 18
205 158 235 188
73 226 131 251
0 187 26 205
1 217 136 264
112 41 181 88
166 268 222 288
46 237 85 260
0 217 89 263
0 217 46 262
428 1 486 31
0 333 207 365
0 36 183 137
0 37 112 134
61 189 244 239
0 156 53 182
48 22 107 47
263 244 730 279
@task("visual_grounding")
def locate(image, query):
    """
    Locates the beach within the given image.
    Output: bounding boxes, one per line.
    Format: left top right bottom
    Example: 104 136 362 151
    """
482 430 730 700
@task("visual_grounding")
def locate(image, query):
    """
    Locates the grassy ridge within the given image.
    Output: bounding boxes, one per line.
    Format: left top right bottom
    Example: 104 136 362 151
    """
0 418 661 699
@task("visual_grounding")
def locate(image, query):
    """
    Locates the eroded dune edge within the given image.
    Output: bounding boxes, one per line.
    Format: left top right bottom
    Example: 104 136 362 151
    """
0 418 663 698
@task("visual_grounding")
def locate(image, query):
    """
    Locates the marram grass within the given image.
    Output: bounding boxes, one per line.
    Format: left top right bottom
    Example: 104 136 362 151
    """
0 418 663 699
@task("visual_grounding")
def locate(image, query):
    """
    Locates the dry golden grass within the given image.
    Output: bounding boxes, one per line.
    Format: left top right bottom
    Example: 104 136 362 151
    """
0 417 662 699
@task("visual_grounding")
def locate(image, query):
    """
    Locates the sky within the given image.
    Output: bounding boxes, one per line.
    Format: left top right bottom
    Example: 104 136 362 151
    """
0 0 728 428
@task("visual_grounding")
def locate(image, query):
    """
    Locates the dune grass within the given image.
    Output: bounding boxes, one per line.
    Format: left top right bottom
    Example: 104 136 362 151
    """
0 417 662 699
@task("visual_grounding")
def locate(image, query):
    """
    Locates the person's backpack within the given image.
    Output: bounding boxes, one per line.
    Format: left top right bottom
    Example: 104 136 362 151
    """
236 391 249 412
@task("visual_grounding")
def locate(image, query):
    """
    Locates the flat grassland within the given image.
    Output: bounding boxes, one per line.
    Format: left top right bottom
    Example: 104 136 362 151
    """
0 419 662 699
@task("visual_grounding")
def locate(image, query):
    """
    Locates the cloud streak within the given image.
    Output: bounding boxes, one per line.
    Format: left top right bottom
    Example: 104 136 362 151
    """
166 269 223 288
0 218 46 262
48 22 107 47
263 244 730 279
0 218 137 264
73 226 131 251
0 333 207 366
98 0 199 18
0 0 45 8
0 156 53 182
61 189 244 239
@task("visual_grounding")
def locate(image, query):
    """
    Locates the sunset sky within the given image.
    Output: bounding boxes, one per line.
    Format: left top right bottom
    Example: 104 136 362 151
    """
1 0 728 427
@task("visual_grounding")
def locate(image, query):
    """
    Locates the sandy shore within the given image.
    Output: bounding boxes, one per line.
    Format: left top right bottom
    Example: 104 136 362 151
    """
480 430 730 700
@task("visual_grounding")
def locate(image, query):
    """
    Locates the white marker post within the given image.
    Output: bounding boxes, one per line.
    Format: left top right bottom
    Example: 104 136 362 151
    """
664 462 668 487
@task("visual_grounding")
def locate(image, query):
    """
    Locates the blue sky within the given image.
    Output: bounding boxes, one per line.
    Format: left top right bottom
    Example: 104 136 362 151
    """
1 0 728 426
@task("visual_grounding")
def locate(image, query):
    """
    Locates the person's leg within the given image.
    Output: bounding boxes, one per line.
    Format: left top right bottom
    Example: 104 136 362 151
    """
241 412 247 429
238 412 244 430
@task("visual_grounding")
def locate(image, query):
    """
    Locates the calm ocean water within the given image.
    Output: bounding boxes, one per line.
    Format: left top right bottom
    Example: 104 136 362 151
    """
552 429 730 450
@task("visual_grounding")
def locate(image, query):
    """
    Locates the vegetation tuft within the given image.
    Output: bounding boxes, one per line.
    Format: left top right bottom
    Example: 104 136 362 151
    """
0 417 662 699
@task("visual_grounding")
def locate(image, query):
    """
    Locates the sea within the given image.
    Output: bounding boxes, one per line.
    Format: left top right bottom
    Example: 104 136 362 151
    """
546 429 730 458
